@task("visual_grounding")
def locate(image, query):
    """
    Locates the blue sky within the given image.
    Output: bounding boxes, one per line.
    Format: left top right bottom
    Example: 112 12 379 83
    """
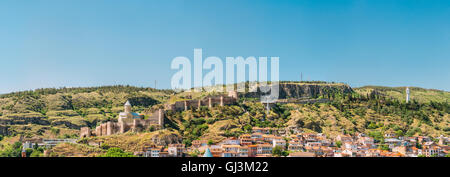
0 0 449 93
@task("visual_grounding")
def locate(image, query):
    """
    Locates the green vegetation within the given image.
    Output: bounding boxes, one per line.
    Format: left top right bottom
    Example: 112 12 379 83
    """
285 88 450 138
0 85 173 141
336 141 342 148
0 142 22 157
100 147 135 157
0 82 448 157
355 86 450 104
368 131 384 143
29 146 45 157
272 146 289 157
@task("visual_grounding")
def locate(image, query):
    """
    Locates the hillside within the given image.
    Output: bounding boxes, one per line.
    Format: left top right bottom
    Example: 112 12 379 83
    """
46 130 182 157
0 82 448 156
355 86 449 104
0 86 174 139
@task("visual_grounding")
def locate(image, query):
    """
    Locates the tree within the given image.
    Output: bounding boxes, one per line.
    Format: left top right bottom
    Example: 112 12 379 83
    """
30 150 43 157
243 125 252 133
336 141 342 148
50 127 60 135
272 146 283 157
100 143 111 150
416 142 422 149
0 142 22 157
368 131 384 143
29 147 44 157
100 147 135 157
183 139 192 147
189 149 200 157
207 140 214 146
148 125 155 132
25 148 33 157
395 130 404 137
281 151 289 157
367 123 377 129
379 144 390 151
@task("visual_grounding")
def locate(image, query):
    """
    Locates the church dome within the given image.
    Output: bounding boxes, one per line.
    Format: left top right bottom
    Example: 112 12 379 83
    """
203 148 213 157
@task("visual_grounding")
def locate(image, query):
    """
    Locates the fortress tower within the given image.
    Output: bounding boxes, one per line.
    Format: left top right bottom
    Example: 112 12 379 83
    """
228 90 238 99
158 109 164 128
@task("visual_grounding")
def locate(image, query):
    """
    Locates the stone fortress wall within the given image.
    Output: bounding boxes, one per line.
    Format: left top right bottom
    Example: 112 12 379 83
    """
165 91 238 111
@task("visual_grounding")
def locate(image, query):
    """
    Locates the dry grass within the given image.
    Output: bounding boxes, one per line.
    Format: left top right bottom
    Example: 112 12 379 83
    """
48 143 104 157
86 130 182 152
355 86 450 103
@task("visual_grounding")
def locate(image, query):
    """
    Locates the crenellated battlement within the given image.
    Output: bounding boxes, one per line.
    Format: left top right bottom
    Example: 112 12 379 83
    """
165 91 238 111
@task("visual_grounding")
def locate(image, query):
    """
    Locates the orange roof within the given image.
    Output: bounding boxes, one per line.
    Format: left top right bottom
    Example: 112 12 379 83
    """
257 143 272 147
222 144 241 148
226 137 238 140
255 154 272 157
240 134 251 137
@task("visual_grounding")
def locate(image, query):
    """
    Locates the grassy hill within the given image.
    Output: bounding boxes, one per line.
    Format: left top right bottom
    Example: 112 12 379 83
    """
355 86 449 104
0 82 448 156
0 86 173 139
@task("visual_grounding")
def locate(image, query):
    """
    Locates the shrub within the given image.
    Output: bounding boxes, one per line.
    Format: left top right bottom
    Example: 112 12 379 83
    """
100 143 111 150
272 146 283 157
368 131 384 143
336 141 342 148
50 127 60 135
30 150 43 157
100 147 134 157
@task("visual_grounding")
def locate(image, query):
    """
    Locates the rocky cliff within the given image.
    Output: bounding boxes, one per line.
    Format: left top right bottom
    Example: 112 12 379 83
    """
243 82 353 99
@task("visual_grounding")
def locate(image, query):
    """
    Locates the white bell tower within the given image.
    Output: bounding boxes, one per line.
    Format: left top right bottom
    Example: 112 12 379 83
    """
124 100 132 113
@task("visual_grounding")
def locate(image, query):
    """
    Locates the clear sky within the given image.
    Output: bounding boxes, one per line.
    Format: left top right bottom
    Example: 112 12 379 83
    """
0 0 449 93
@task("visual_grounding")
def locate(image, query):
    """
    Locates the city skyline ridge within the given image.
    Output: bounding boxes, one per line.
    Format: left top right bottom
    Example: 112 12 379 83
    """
0 78 446 95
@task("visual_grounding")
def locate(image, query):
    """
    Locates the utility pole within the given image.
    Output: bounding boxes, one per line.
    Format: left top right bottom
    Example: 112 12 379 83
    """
301 72 303 82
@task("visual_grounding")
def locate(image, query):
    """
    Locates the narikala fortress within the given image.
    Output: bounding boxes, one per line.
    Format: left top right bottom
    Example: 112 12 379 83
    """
80 91 238 138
